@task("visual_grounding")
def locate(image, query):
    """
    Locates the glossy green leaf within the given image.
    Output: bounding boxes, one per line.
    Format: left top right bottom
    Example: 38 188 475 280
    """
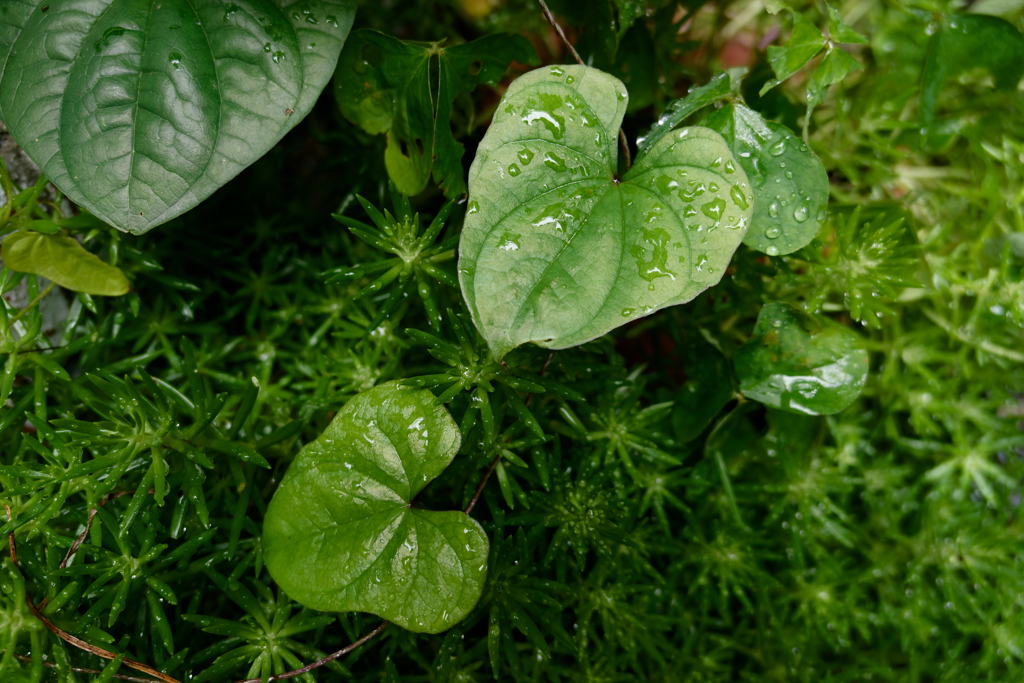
733 302 868 415
635 69 742 163
0 0 356 234
919 14 1024 127
334 30 537 197
806 46 862 115
1 231 130 296
701 103 828 255
827 7 868 44
459 65 753 361
760 11 826 95
671 335 733 443
263 381 488 634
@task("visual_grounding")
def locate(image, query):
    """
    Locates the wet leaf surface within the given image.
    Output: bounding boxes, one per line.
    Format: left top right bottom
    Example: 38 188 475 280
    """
733 302 868 415
1 231 129 296
701 103 828 255
263 382 488 633
0 0 356 234
459 65 753 360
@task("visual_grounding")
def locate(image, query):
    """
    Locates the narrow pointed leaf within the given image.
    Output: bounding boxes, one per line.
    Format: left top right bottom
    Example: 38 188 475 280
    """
2 231 129 296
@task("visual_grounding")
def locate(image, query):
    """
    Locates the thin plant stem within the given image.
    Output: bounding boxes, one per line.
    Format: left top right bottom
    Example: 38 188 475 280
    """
9 281 56 326
536 0 631 170
537 0 582 65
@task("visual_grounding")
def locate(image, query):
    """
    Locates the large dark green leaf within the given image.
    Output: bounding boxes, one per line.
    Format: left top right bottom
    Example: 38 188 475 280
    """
459 65 753 361
920 14 1024 127
671 335 733 443
701 103 828 255
2 231 130 296
733 302 868 415
334 30 537 198
263 382 488 634
0 0 356 234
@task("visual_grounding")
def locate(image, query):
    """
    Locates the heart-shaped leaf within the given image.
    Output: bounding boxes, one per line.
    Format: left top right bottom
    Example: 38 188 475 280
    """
263 381 488 634
700 103 828 255
733 302 868 415
0 0 356 234
334 30 537 198
458 65 753 361
2 231 130 296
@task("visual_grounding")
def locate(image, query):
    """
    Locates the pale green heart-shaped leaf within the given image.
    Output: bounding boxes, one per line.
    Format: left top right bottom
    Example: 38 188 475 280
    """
263 381 488 634
2 231 130 296
700 103 828 255
459 65 754 361
0 0 356 234
733 302 868 415
334 30 537 197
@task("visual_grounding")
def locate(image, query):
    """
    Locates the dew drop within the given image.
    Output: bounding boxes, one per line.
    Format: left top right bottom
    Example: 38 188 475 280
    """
793 204 809 223
467 201 480 215
768 201 779 218
550 66 565 76
622 308 634 317
517 147 534 166
766 245 780 256
725 159 736 173
168 52 182 68
701 197 726 220
730 185 749 210
565 75 575 84
508 163 521 177
785 171 793 179
766 226 781 239
769 140 786 156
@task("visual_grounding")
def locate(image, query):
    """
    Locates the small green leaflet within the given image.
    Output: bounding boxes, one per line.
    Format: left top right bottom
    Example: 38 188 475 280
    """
919 15 1024 128
334 30 538 198
701 103 829 255
733 302 868 415
263 382 488 634
760 6 866 118
2 231 130 296
458 65 753 361
0 0 355 235
760 11 825 94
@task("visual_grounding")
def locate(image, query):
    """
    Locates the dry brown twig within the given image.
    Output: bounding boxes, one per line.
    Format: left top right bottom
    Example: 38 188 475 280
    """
536 0 632 171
